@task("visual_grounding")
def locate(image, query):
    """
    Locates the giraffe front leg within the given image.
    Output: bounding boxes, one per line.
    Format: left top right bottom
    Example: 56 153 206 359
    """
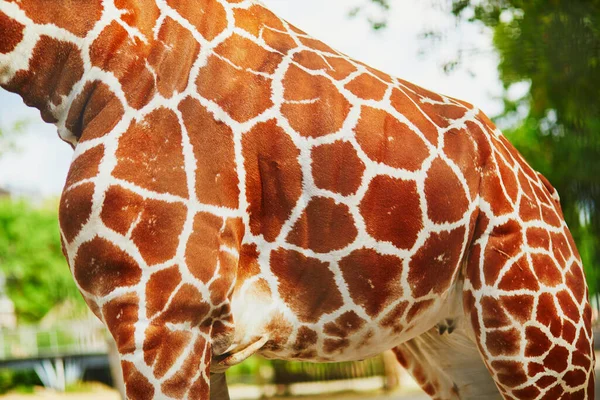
210 373 230 400
103 293 219 400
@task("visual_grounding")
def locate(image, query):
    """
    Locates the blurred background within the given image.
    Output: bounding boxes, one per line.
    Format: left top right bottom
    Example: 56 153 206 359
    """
0 0 598 398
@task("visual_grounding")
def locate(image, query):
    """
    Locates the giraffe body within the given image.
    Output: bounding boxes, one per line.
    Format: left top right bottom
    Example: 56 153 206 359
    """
0 1 595 399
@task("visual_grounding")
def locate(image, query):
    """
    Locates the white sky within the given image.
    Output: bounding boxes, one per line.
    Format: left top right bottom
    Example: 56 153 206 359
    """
0 0 503 198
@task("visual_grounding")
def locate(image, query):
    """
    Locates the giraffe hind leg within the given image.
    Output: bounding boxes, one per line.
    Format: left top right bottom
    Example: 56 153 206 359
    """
463 223 596 399
393 318 502 399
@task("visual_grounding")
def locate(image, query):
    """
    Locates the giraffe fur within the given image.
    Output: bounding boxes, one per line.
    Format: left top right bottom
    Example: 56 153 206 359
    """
0 0 595 399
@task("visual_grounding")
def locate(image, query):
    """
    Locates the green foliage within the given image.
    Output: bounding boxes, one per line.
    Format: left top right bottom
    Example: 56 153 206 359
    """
0 198 85 323
0 120 27 158
451 0 600 292
349 0 391 30
0 369 40 394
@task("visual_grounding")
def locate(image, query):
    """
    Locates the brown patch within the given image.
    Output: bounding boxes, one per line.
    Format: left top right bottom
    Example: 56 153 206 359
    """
486 328 520 356
543 346 569 372
270 249 343 323
188 372 211 400
90 22 155 109
564 370 588 389
130 200 187 266
524 326 552 357
566 262 586 304
513 386 540 400
465 244 482 290
146 266 182 317
293 51 329 70
550 231 573 266
540 204 562 229
17 0 102 37
66 81 125 141
392 348 409 367
500 295 534 324
287 197 357 253
235 244 261 289
408 227 465 297
497 256 540 291
325 57 358 80
100 186 144 235
281 64 351 138
144 327 192 379
215 33 283 74
113 108 188 198
65 146 104 187
345 74 388 101
242 120 302 242
339 249 403 317
161 337 206 398
156 284 210 327
185 212 223 283
496 156 519 203
312 141 365 196
480 296 511 328
210 250 238 305
525 227 550 250
380 301 409 333
556 290 579 322
179 97 240 208
397 79 444 103
536 293 562 337
167 0 227 41
517 173 542 222
298 36 336 54
389 88 438 146
480 167 515 217
355 106 430 171
561 320 577 343
114 0 160 40
121 361 154 400
74 237 141 297
59 183 94 243
293 326 318 351
360 175 422 250
197 55 273 122
406 299 434 323
417 100 468 129
262 28 297 54
527 362 545 377
233 5 287 37
0 12 24 54
148 17 200 98
103 293 139 354
531 254 562 287
323 338 350 354
491 360 527 388
443 124 480 198
5 36 84 122
263 313 293 349
424 158 470 223
483 220 523 286
323 311 366 338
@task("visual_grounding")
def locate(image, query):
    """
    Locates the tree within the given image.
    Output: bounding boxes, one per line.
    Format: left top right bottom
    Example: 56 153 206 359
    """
448 0 600 294
349 0 391 30
0 199 85 323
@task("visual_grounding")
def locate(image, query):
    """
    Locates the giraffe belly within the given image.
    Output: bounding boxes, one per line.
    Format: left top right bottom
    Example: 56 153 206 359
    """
226 268 464 364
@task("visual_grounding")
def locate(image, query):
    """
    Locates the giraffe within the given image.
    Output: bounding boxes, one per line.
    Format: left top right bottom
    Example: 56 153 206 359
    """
0 0 595 399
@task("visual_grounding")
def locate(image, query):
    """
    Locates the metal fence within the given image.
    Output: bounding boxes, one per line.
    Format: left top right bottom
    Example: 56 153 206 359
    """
0 321 107 361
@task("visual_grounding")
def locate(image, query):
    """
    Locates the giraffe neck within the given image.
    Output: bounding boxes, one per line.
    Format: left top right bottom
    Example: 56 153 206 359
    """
0 0 233 147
